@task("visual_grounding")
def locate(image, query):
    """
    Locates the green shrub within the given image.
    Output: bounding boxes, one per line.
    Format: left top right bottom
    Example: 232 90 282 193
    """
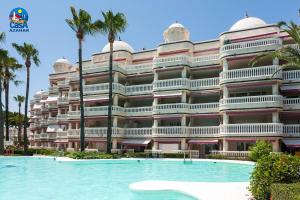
67 151 121 159
123 152 150 158
207 154 226 159
271 183 300 200
249 140 272 161
250 154 300 200
162 153 185 158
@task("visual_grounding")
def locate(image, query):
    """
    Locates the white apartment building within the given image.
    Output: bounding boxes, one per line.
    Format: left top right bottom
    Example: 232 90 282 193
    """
29 16 300 156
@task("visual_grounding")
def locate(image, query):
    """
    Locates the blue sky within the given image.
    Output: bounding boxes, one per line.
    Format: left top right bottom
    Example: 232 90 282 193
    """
0 0 299 112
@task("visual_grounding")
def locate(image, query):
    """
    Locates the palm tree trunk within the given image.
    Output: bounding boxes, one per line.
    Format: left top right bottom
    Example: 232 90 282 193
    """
23 64 30 152
0 74 4 154
78 39 85 152
5 77 9 141
18 102 21 145
107 42 113 154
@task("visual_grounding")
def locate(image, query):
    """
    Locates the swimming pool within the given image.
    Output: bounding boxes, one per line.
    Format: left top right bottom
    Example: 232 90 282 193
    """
0 157 253 200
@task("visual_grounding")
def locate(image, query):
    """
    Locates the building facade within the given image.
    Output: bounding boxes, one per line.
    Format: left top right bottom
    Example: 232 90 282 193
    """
29 16 300 155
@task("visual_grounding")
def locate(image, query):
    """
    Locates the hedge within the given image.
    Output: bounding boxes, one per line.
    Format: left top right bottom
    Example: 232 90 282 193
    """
271 183 300 200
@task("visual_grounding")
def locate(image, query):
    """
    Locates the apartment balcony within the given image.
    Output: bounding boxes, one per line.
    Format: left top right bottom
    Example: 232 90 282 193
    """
220 123 283 136
68 91 79 100
68 111 80 119
153 55 191 68
220 65 282 84
48 86 59 94
40 133 48 140
283 98 300 110
67 127 124 138
57 114 68 121
190 77 219 90
126 84 153 96
283 125 300 137
69 74 79 82
84 83 125 95
56 131 67 138
57 80 70 88
33 134 41 140
82 63 126 74
153 78 189 91
40 119 48 126
124 128 152 137
220 38 282 58
126 64 153 74
152 126 189 137
220 95 283 110
85 106 125 116
283 70 300 83
191 54 219 67
153 103 189 114
47 117 58 124
57 97 68 105
41 106 49 112
190 103 219 113
189 126 220 137
125 107 153 116
48 104 58 110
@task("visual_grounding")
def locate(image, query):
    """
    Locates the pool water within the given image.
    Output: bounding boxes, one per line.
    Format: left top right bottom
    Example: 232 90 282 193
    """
0 157 253 200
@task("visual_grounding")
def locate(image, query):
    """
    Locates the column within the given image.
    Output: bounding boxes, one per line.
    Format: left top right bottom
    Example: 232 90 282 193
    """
152 141 158 150
154 72 158 81
68 122 72 130
181 91 187 103
114 72 119 82
75 122 79 129
68 142 72 149
113 117 118 127
181 115 186 126
181 139 186 150
223 85 229 98
112 139 118 149
223 139 228 151
113 95 118 106
272 84 279 95
223 113 229 124
273 57 279 65
223 59 228 71
181 67 187 78
272 112 279 123
272 139 280 152
58 108 61 115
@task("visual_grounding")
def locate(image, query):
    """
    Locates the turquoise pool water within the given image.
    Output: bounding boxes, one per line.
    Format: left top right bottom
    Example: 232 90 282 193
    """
0 157 253 200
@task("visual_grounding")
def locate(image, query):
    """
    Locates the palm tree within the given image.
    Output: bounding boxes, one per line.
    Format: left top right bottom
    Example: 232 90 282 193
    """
3 58 22 141
65 6 101 152
12 43 40 152
250 21 300 70
98 10 127 153
0 49 7 154
13 95 25 145
0 32 5 43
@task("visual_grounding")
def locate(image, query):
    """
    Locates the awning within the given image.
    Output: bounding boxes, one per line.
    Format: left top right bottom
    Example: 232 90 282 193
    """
188 139 218 144
283 139 300 147
122 139 151 145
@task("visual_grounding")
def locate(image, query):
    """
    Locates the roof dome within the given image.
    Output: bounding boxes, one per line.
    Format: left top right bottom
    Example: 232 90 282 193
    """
163 22 190 43
55 58 70 64
101 40 134 53
36 90 44 95
229 16 267 31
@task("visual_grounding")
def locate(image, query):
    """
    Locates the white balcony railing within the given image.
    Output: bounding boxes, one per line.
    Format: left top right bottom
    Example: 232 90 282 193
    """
189 126 220 137
192 54 219 67
283 98 300 110
153 55 191 68
211 150 249 158
67 127 123 138
68 91 79 100
283 70 300 83
82 63 126 74
220 65 282 84
190 103 219 113
57 97 68 105
220 95 283 110
84 83 125 95
220 123 283 136
56 131 67 138
125 107 153 116
190 77 219 90
57 80 70 88
85 106 125 116
126 84 153 95
220 38 282 57
153 78 190 91
124 128 152 137
153 103 189 114
48 86 58 94
283 125 300 137
126 64 153 74
152 126 189 137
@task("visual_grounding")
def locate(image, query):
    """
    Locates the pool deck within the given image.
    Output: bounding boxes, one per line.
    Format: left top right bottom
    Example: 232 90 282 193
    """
130 180 253 200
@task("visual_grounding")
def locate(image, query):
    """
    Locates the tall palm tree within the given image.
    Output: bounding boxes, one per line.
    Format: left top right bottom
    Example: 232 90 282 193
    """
0 49 7 154
12 43 40 152
3 58 22 141
65 6 101 152
13 95 25 145
98 10 127 153
250 21 300 70
0 32 5 43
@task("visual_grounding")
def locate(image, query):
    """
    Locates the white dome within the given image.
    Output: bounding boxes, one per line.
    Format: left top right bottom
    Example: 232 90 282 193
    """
163 22 190 43
230 17 267 31
55 58 70 64
36 90 44 95
101 40 134 53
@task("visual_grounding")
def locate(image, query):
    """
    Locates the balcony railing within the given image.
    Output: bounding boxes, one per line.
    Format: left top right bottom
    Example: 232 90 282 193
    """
68 91 79 100
152 126 189 137
192 54 219 67
153 55 191 68
189 126 219 137
153 103 189 114
220 38 282 57
220 65 282 84
126 84 153 95
67 127 123 138
56 114 68 121
47 117 58 124
283 98 300 110
153 78 190 91
57 97 68 105
125 107 153 116
84 83 125 95
57 80 70 88
190 77 219 90
126 64 153 74
85 106 125 116
124 128 152 137
220 123 283 136
283 125 300 137
82 63 126 74
190 103 219 113
48 86 58 94
283 70 300 83
56 131 67 138
210 150 249 158
220 95 283 110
